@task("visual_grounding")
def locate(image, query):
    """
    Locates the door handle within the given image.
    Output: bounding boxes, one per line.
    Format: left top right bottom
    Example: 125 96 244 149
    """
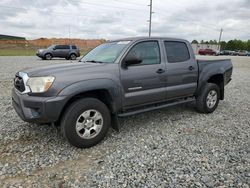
189 66 195 71
156 69 165 74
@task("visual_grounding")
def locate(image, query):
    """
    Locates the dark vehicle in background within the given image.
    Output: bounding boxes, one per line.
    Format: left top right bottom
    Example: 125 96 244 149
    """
12 37 233 148
36 45 80 60
219 50 234 56
198 48 216 55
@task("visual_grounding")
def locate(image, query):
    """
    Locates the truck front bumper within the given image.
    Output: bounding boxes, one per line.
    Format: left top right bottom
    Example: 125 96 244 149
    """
12 88 67 123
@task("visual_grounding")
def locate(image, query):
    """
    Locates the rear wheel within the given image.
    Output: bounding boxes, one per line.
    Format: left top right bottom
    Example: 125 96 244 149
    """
60 98 111 148
69 53 77 60
196 83 220 113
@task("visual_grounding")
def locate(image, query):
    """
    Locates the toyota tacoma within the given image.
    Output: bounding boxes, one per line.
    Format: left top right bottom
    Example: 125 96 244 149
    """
12 37 233 148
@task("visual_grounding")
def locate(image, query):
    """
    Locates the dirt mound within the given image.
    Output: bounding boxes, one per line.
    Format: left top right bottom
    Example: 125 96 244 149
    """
29 38 105 49
0 38 105 50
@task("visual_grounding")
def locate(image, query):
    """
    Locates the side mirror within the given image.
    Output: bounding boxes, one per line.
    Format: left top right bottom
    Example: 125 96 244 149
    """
53 47 56 50
123 53 142 67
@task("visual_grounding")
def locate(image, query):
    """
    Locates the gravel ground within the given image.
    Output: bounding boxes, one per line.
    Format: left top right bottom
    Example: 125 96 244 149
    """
0 56 250 187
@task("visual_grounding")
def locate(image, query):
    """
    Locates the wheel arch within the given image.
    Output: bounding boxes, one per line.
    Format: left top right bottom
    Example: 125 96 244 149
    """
207 74 224 100
56 79 122 129
197 74 224 100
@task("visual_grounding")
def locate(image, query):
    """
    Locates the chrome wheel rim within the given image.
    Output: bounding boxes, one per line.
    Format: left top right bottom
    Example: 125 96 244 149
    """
71 54 76 60
206 90 217 108
75 109 103 139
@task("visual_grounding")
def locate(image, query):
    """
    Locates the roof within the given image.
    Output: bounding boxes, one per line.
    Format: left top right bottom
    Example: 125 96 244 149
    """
112 36 188 43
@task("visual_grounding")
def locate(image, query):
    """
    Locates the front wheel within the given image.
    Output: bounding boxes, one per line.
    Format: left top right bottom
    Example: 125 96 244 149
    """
60 98 111 148
196 83 220 113
44 53 52 60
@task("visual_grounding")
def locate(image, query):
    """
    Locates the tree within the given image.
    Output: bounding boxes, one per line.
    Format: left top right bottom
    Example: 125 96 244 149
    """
226 40 236 50
191 40 198 44
192 39 250 51
220 41 227 50
246 40 250 51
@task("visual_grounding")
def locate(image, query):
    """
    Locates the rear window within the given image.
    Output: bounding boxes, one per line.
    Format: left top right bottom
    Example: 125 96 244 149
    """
164 41 190 63
72 45 77 49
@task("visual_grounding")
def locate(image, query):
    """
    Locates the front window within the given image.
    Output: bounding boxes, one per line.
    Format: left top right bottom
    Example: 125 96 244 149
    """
125 41 161 65
80 41 131 63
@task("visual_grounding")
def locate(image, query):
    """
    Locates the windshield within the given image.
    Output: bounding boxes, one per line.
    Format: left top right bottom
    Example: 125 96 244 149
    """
80 41 131 63
48 45 55 49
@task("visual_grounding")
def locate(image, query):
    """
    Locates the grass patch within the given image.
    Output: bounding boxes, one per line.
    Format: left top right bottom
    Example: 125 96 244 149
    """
0 49 37 56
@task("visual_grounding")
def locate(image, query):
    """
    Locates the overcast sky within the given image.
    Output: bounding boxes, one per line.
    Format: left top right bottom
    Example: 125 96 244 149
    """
0 0 249 41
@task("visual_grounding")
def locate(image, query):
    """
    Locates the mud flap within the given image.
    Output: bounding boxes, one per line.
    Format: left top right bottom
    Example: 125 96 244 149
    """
111 113 120 131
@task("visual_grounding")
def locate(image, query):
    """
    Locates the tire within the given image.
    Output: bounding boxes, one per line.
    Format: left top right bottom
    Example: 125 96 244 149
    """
196 83 220 113
44 53 52 60
69 53 77 60
60 98 111 148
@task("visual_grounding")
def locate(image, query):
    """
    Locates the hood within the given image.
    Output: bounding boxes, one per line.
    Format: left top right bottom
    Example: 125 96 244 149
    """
18 62 119 96
21 62 117 77
37 48 46 52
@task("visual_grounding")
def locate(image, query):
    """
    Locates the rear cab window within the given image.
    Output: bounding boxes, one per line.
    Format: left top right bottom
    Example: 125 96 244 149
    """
71 45 77 49
164 41 190 63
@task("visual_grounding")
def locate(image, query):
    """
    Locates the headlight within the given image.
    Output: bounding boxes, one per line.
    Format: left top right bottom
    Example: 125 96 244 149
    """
27 76 55 93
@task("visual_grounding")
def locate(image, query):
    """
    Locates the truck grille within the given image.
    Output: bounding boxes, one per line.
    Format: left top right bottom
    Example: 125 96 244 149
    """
14 75 25 92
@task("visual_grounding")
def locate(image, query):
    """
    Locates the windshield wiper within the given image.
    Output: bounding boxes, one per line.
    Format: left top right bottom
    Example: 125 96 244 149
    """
85 60 104 63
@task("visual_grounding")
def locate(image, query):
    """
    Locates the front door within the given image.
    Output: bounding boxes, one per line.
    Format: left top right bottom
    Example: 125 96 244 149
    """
120 40 167 108
52 45 62 57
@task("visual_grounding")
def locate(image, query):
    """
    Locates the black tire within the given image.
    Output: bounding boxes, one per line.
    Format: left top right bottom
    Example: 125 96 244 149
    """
44 53 52 60
196 83 220 113
60 98 111 148
69 53 77 60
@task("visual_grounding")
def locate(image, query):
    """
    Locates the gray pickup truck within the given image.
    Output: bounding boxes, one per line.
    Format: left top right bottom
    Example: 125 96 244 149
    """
12 37 233 148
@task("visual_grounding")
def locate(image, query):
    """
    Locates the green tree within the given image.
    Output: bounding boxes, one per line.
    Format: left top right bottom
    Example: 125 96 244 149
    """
246 40 250 51
191 40 198 44
226 40 237 50
220 41 227 50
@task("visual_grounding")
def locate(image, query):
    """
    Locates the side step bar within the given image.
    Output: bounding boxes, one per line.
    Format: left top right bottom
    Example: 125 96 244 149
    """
118 98 195 117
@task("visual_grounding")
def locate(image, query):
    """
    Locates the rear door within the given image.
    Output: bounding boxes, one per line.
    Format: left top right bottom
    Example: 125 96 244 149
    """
163 40 198 99
59 45 70 58
120 40 167 108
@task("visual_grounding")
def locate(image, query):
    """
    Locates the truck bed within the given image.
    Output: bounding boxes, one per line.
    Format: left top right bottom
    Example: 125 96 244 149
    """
197 58 233 87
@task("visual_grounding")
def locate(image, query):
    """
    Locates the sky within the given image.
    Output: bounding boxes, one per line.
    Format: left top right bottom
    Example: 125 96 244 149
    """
0 0 249 41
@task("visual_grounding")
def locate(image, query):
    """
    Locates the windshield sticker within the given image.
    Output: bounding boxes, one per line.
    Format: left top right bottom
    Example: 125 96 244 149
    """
117 41 131 45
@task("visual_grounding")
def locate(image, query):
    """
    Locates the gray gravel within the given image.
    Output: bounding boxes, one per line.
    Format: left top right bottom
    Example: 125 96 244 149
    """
0 56 250 187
